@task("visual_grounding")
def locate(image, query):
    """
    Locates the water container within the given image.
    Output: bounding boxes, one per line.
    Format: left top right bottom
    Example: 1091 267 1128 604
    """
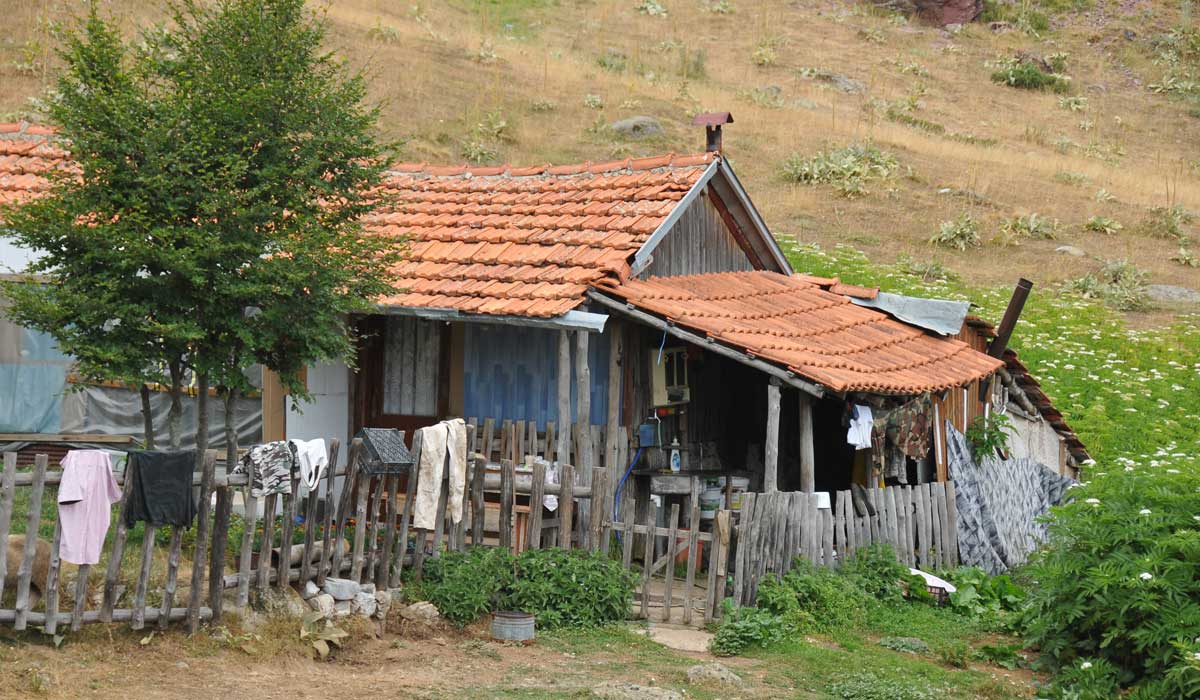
491 611 536 643
699 487 723 520
721 476 750 511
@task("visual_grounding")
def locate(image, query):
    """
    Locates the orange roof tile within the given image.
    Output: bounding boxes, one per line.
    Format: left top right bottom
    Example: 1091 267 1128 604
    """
596 271 1003 394
1 122 713 318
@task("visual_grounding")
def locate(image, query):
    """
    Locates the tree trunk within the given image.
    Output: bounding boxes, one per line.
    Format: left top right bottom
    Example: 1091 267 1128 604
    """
140 383 156 450
187 370 212 632
167 361 184 450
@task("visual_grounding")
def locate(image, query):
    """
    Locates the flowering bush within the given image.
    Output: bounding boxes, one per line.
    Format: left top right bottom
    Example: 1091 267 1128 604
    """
1022 465 1200 698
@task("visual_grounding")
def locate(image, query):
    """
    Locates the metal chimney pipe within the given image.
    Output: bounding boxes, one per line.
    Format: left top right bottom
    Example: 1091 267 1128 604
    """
691 112 734 153
988 278 1033 360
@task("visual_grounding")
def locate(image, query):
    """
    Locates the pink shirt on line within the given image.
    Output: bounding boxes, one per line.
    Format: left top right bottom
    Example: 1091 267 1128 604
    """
58 450 123 566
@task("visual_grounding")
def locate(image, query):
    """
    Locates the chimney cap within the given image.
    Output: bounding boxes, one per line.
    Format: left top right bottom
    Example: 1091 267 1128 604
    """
692 111 734 127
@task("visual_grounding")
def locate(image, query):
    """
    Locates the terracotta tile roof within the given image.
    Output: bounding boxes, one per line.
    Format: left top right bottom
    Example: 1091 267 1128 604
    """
0 122 713 317
0 122 70 211
596 270 1004 395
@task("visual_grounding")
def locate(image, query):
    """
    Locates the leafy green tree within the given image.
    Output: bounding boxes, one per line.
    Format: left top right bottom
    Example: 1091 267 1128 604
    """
2 0 398 468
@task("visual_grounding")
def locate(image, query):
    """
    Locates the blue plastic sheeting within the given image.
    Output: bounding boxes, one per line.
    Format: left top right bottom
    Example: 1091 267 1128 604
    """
463 324 609 428
21 326 71 362
0 363 65 433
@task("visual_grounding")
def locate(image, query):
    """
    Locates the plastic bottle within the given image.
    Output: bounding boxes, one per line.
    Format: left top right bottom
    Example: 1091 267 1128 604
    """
669 437 681 473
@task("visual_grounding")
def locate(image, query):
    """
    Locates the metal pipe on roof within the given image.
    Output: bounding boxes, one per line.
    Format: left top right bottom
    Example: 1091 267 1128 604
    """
988 278 1033 360
585 290 825 398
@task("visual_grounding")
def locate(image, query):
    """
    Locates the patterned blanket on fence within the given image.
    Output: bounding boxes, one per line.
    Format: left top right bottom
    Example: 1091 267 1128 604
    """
946 422 1076 574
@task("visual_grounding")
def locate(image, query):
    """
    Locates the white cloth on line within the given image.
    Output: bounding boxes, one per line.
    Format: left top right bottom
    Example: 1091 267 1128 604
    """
444 418 468 524
847 404 874 450
290 438 329 494
412 423 448 530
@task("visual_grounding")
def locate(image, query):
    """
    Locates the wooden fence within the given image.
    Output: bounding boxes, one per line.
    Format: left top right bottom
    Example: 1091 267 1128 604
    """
732 482 960 606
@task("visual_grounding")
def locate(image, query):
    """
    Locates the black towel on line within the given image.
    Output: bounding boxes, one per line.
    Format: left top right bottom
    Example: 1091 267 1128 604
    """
124 450 198 528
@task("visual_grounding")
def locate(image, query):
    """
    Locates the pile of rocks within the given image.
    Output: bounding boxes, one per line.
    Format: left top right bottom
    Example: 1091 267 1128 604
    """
301 577 391 621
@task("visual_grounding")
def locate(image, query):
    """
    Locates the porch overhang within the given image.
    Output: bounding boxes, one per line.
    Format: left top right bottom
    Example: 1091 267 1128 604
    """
375 304 609 333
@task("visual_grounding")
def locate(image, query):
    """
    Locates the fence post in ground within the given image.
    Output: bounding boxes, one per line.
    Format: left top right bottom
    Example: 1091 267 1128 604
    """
499 460 514 552
558 464 575 549
42 517 63 636
103 453 138 622
14 454 48 631
661 503 680 622
390 437 420 588
330 439 363 581
318 439 341 584
682 477 701 625
639 501 657 619
945 480 959 567
589 468 607 553
157 526 184 630
131 523 157 630
528 461 545 550
236 454 258 608
187 449 218 633
0 453 16 605
208 485 231 623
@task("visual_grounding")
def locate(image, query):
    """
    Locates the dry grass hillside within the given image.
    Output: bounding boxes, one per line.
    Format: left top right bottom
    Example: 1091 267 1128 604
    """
3 0 1199 294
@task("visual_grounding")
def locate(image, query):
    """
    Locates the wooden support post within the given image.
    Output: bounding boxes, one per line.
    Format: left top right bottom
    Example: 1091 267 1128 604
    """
639 501 657 619
798 393 815 493
557 464 574 549
682 477 701 624
278 472 301 592
301 474 322 586
42 517 63 636
329 438 361 581
71 563 90 632
732 492 755 607
158 527 184 630
390 434 422 587
662 503 680 622
588 468 607 553
764 379 781 493
605 324 621 490
236 456 258 608
318 439 342 581
944 481 959 567
378 473 400 588
350 472 370 582
471 452 486 546
528 461 546 550
499 460 515 552
208 486 231 623
187 449 218 633
14 454 47 631
557 331 572 465
365 474 388 582
0 453 16 605
575 331 592 476
102 453 137 622
131 524 157 630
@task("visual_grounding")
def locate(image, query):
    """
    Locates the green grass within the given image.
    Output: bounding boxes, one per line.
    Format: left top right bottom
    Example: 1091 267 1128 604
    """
785 241 1200 476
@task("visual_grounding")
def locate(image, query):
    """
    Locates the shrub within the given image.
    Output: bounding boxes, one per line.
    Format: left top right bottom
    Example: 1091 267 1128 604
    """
422 547 635 629
1083 215 1122 235
999 213 1059 244
1137 204 1193 240
423 547 516 626
768 560 868 632
1058 95 1088 111
782 143 899 196
991 57 1071 93
965 412 1013 461
879 636 930 654
943 566 1024 617
1067 259 1149 310
840 544 912 603
1023 464 1200 699
710 603 797 656
929 213 981 250
506 549 635 629
828 672 939 700
635 0 667 17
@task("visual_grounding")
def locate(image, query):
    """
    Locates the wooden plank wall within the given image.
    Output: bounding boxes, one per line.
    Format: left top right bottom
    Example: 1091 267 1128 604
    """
640 192 756 278
732 483 960 606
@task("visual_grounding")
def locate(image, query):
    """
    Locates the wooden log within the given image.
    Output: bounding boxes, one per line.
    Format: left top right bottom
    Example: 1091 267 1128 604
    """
131 524 157 630
278 472 301 592
682 477 701 624
589 468 607 553
661 503 680 622
329 439 362 580
187 449 218 633
544 421 555 465
470 450 486 546
763 380 781 493
390 434 422 587
821 507 834 568
639 501 657 619
575 331 592 475
944 481 959 567
3 606 211 626
157 527 184 630
558 464 575 549
0 453 16 605
798 393 815 493
14 454 48 631
528 461 546 550
378 473 400 588
70 563 90 632
482 418 496 465
429 477 449 559
349 470 370 582
102 452 138 622
499 460 515 551
931 481 945 570
43 517 63 636
915 483 930 568
208 486 231 623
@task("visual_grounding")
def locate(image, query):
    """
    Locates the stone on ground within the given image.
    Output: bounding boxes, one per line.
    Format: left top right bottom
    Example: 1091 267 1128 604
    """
610 116 664 139
1147 284 1200 304
352 590 378 618
308 593 336 617
301 580 320 600
400 601 440 625
1055 245 1086 257
686 662 743 687
593 682 684 700
322 577 360 601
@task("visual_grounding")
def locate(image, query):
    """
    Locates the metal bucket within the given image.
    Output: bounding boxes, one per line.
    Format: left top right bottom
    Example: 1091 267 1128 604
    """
491 611 536 643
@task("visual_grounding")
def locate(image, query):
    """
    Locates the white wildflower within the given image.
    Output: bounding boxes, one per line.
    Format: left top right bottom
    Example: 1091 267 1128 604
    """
1080 661 1093 670
1085 498 1100 505
1139 509 1151 515
1139 572 1153 581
